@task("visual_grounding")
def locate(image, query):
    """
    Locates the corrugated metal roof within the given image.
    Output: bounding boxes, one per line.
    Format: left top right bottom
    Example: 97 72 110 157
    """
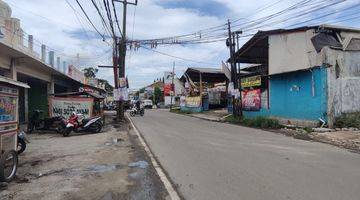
52 91 105 99
188 67 224 74
230 24 360 63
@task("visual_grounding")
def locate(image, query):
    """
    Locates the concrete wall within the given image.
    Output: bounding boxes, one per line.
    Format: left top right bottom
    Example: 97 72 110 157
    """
324 47 360 126
0 55 10 70
243 67 328 126
16 62 52 82
269 30 320 75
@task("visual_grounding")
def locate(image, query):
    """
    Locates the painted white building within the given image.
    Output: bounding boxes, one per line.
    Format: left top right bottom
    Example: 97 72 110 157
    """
164 71 185 106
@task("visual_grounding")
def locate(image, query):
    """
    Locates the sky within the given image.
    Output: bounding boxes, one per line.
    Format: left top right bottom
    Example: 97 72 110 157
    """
3 0 360 89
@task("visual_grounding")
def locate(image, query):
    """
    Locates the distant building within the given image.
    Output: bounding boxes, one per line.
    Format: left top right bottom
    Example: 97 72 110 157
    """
163 71 185 106
232 25 360 127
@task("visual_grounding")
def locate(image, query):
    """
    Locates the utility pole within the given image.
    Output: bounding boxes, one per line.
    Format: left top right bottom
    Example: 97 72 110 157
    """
170 61 175 110
114 0 138 120
227 20 238 117
227 20 243 118
234 31 243 117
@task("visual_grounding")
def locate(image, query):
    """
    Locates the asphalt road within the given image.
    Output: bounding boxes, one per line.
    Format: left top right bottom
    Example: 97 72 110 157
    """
131 109 360 200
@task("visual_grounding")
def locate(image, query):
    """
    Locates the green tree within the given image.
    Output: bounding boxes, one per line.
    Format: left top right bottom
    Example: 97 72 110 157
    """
98 79 114 93
139 87 145 93
154 86 163 104
83 67 98 78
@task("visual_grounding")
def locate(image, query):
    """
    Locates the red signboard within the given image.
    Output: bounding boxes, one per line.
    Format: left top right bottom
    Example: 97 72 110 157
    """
164 83 174 96
242 89 261 111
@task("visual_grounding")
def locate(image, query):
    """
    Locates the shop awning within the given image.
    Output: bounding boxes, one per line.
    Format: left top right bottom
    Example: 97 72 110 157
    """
180 67 227 83
52 91 105 99
0 75 30 88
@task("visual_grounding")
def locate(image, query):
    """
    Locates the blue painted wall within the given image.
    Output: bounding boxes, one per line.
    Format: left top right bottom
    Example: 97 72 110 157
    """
243 67 328 122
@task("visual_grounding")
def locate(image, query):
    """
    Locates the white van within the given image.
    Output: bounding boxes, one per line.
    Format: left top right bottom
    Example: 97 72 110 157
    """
142 100 153 109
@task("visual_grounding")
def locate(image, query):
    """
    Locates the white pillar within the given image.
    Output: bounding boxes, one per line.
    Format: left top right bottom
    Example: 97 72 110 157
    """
41 44 46 62
10 58 17 80
28 35 33 51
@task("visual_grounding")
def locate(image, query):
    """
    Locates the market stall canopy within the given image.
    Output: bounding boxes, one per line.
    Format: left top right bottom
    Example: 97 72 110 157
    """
52 91 105 99
180 67 227 83
0 75 30 88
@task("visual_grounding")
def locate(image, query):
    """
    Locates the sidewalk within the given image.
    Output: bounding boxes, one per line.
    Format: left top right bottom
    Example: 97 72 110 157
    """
0 112 169 200
188 108 229 122
311 130 360 153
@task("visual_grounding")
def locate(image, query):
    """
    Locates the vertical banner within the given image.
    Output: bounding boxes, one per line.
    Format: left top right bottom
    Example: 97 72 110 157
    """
222 61 231 81
113 88 129 101
180 96 186 107
119 78 127 88
242 89 261 111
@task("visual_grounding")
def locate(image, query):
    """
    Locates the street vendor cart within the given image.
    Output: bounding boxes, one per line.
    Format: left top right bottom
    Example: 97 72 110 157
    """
0 76 29 182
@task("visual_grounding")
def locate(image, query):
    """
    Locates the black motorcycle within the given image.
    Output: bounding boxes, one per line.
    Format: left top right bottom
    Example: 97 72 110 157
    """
129 105 145 117
17 131 29 155
28 110 65 133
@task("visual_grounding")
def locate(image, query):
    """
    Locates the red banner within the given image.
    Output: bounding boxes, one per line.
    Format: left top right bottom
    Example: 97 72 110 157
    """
242 89 261 111
164 83 174 96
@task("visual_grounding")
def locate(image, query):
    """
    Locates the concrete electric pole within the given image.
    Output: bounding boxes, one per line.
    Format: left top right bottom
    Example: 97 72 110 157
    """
113 0 138 120
170 61 175 110
227 20 242 117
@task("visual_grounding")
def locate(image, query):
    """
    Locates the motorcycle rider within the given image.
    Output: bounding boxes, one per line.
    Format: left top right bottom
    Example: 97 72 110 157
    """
135 100 141 111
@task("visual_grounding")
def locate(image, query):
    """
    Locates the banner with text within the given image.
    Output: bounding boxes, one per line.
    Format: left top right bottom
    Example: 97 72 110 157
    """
49 97 93 119
241 75 261 88
185 96 202 108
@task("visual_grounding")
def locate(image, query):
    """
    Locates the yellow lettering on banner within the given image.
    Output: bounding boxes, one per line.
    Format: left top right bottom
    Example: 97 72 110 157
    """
185 96 202 107
241 75 261 88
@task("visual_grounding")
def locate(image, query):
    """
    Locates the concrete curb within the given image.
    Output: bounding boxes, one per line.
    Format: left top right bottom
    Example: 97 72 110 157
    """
170 111 224 123
126 114 181 200
189 115 222 122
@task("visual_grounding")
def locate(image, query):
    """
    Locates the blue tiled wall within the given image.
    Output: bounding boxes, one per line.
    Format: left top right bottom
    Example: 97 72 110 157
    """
243 67 328 122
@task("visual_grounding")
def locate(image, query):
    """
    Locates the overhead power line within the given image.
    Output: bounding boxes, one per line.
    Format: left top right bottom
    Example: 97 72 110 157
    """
91 0 113 37
75 0 106 41
111 0 124 37
139 45 219 65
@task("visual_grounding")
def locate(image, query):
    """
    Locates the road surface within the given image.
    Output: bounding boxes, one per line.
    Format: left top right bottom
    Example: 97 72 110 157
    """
131 109 360 200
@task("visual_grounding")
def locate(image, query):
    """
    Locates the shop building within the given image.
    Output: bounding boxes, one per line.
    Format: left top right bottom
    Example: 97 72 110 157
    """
180 67 228 112
232 25 360 127
0 1 96 126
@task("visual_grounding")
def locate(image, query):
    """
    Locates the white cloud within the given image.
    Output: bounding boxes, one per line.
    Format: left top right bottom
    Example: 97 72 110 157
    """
4 0 360 89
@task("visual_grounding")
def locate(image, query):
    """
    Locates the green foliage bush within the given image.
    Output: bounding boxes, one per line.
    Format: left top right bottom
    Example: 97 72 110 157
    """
225 115 281 129
335 112 360 128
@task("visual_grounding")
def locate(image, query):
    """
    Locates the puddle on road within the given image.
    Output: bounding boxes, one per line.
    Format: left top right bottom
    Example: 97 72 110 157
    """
25 163 124 180
128 160 149 169
86 164 123 173
128 172 140 179
104 138 124 146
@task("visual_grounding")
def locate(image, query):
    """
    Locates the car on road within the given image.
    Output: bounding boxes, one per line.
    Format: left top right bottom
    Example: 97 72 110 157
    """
142 100 153 109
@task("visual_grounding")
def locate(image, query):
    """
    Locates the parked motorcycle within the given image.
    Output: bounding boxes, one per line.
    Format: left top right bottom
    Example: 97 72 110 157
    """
63 113 103 137
129 105 145 117
17 131 29 155
28 110 65 133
